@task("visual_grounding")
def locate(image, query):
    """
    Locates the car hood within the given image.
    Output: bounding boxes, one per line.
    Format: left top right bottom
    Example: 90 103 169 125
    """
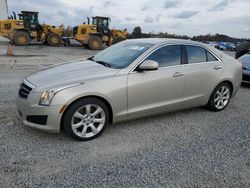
26 60 121 91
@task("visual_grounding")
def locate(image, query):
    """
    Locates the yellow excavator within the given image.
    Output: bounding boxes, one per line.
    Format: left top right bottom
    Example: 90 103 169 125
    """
70 16 128 50
0 11 63 46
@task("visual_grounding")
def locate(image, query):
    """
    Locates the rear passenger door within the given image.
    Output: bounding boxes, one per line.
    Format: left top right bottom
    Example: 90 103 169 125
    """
182 45 223 107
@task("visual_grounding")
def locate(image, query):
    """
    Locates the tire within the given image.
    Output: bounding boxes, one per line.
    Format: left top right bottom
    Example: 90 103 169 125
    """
88 36 102 50
83 44 89 49
13 31 30 46
63 98 110 141
207 82 232 112
47 33 61 46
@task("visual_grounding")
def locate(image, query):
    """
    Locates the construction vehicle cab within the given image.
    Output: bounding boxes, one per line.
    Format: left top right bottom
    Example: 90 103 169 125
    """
92 16 111 35
18 11 41 32
72 16 127 50
0 11 63 46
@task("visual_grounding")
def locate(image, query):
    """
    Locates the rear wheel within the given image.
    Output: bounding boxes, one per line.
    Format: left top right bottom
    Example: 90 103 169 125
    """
63 98 109 141
47 33 61 46
13 31 30 46
88 36 102 50
207 82 232 111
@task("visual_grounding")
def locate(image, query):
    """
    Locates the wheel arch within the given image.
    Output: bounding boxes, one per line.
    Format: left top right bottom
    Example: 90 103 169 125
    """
60 95 113 130
222 80 233 93
208 80 234 102
13 28 31 37
14 28 30 33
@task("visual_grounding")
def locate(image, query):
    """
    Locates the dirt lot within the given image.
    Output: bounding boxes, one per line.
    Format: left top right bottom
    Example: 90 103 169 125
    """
0 40 249 187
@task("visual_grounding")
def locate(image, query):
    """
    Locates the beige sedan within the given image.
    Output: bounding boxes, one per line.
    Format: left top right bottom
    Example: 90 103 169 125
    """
16 39 242 141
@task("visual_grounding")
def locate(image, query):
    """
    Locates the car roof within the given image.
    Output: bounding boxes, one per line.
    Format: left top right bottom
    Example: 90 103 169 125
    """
124 38 226 61
125 38 207 46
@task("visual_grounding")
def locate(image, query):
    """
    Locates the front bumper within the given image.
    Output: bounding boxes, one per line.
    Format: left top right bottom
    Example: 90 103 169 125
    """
16 96 63 133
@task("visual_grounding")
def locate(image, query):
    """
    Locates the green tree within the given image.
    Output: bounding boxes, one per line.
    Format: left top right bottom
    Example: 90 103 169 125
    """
131 26 142 38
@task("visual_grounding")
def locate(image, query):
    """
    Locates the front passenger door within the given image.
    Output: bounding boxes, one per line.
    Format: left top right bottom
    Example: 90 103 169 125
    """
127 45 185 119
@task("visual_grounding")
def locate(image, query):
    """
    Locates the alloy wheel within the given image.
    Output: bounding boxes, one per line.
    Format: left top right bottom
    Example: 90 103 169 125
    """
71 104 105 138
214 85 231 110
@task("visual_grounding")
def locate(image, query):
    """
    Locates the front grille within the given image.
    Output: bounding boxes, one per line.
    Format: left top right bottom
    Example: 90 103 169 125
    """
27 115 48 125
18 83 32 99
243 74 250 82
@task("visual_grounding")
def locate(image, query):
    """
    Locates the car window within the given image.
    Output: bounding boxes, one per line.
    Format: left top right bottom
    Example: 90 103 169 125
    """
145 45 181 67
186 46 207 64
207 51 218 62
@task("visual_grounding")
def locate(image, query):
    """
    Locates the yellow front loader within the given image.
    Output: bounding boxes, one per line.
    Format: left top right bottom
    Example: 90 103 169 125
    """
72 16 127 50
0 11 63 46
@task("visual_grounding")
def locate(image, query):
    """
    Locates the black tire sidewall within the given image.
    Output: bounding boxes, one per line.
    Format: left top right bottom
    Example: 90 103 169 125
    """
63 98 109 141
207 82 232 112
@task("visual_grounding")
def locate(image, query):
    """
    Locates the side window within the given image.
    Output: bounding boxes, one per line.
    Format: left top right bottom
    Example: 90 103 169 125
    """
207 51 218 61
186 46 206 64
146 45 181 68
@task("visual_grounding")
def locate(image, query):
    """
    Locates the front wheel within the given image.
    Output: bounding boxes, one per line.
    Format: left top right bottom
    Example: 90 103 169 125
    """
47 33 61 46
207 82 232 111
88 36 102 50
63 98 109 141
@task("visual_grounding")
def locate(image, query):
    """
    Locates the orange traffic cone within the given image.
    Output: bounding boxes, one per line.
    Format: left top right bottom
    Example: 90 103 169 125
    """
7 42 14 56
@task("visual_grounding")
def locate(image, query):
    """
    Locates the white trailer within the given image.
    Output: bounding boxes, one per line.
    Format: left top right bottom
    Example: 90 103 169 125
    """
0 0 8 19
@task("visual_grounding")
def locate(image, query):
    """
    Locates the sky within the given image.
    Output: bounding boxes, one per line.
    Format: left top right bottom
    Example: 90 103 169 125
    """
7 0 250 38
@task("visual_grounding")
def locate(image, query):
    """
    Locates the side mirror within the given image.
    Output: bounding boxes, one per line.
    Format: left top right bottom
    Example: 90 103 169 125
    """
138 60 159 71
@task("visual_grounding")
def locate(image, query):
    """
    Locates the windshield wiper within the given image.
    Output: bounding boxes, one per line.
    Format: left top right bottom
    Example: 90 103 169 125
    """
95 60 112 68
87 57 112 68
87 56 94 61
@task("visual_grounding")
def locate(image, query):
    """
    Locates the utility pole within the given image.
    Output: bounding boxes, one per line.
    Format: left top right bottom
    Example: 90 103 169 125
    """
0 0 8 19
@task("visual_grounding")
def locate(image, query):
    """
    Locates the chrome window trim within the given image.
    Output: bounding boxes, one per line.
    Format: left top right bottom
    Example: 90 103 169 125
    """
130 43 222 73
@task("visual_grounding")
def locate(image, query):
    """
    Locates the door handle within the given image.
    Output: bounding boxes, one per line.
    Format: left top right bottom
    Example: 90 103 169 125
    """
214 66 223 70
173 72 184 77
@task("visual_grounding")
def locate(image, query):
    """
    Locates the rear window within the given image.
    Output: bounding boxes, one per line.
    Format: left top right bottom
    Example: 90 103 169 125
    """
207 51 218 62
186 46 207 64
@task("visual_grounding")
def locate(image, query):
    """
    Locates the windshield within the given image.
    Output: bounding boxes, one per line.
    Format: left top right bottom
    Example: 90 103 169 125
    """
92 42 153 68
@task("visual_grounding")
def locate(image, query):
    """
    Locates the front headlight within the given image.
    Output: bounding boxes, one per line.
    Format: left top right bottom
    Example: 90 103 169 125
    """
39 90 55 106
39 83 83 106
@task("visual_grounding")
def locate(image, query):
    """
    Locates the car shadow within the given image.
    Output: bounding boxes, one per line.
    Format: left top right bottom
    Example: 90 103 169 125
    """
241 83 250 88
15 118 73 142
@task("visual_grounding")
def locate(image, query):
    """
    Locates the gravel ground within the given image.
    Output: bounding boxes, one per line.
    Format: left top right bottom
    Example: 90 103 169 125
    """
0 41 249 187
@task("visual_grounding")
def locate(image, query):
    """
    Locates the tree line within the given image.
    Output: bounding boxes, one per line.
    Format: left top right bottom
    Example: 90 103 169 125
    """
129 26 247 43
62 25 247 43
